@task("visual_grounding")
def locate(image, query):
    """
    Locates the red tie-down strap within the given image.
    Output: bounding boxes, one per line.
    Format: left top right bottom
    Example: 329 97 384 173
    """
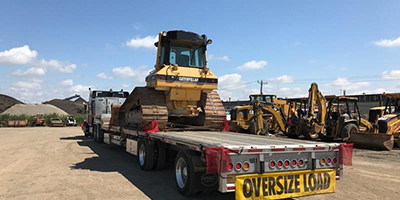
339 143 353 166
205 147 232 174
143 120 159 133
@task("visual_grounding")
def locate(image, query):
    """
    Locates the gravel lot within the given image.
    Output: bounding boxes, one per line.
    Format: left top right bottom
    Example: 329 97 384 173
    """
0 127 399 200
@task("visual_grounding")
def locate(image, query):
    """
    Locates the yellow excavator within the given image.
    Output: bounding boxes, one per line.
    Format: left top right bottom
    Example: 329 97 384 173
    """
118 30 226 131
229 94 287 135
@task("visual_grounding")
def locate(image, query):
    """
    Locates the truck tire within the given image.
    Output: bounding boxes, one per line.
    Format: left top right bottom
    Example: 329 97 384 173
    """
155 140 166 170
175 150 197 196
138 139 155 171
96 126 104 143
93 125 98 141
342 123 359 141
304 131 319 140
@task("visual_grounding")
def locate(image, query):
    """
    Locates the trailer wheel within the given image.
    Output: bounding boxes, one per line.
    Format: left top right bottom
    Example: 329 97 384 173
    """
342 123 359 141
96 126 103 143
155 140 166 170
138 139 155 171
175 150 197 196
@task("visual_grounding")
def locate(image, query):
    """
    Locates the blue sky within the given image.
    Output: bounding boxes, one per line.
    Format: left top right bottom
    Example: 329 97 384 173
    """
1 0 400 103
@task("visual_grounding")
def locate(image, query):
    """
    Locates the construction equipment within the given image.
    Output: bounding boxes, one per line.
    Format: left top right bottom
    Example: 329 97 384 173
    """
230 94 287 135
65 116 77 126
286 83 326 139
32 114 45 126
7 119 28 127
118 30 226 131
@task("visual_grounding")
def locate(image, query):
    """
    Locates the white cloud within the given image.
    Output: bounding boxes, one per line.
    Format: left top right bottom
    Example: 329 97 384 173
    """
208 55 229 61
382 70 400 80
331 78 370 90
218 73 255 100
237 60 267 70
7 79 44 103
0 45 38 65
112 66 151 83
125 35 158 49
268 75 294 83
121 83 130 89
374 36 400 47
97 72 113 80
276 87 307 98
11 67 46 76
34 59 77 73
61 79 73 86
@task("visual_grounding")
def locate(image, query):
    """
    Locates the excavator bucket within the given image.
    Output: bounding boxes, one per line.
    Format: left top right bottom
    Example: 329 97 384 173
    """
347 132 394 151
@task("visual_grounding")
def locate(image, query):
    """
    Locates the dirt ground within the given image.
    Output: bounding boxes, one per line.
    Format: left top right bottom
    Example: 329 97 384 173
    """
0 127 399 200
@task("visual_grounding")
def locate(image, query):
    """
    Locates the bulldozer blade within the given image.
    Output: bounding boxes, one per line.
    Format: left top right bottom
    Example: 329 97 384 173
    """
348 132 394 151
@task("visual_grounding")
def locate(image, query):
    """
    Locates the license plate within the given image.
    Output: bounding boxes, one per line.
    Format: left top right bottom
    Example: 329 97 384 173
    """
235 169 336 200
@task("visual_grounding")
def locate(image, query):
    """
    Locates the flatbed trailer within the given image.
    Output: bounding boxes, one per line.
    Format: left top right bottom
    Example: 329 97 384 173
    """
95 124 344 199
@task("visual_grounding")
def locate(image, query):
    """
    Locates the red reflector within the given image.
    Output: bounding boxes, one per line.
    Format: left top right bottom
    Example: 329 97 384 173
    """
284 160 290 167
235 162 242 170
313 147 326 151
336 177 340 181
269 161 276 168
271 148 285 152
227 162 233 171
248 149 263 153
333 158 337 164
291 160 297 166
298 159 304 166
227 186 236 191
277 160 283 168
293 147 306 151
327 158 332 164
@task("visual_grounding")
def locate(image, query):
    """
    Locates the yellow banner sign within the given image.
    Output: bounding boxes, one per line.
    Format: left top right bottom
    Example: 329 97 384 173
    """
235 169 336 200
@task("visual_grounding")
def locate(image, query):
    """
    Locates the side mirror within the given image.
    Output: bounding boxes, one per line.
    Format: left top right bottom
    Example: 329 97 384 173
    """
207 39 212 45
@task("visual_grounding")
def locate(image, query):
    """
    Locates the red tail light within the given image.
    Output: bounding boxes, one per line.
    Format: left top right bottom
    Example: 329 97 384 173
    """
269 160 276 168
320 158 326 165
291 159 297 167
298 159 304 167
277 160 283 168
227 162 233 171
235 162 242 171
327 158 332 165
284 160 290 168
333 158 337 164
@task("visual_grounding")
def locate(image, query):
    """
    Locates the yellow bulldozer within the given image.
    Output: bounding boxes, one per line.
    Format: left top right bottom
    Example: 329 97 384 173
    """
229 94 287 135
118 30 226 131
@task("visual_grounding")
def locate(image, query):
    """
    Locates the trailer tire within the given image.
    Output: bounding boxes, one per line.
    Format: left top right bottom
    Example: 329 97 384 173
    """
342 123 359 141
155 140 166 170
96 128 103 143
138 139 155 171
175 150 197 196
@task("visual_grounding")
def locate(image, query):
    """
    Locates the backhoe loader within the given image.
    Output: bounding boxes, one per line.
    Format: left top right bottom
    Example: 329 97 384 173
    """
350 93 400 150
230 94 287 135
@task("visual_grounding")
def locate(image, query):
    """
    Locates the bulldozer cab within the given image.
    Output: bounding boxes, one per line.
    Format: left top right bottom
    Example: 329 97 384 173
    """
154 31 211 70
383 94 400 115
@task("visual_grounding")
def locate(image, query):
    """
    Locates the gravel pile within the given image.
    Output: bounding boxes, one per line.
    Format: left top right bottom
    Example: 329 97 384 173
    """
0 94 23 113
44 99 85 116
2 104 68 116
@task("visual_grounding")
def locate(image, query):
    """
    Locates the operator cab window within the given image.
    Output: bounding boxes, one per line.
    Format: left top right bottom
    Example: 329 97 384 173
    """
168 45 204 68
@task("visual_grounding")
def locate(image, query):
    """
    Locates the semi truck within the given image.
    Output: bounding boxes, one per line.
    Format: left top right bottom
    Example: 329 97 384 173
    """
83 30 347 199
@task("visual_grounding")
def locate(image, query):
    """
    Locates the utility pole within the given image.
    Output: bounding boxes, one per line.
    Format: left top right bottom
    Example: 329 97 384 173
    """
257 80 267 94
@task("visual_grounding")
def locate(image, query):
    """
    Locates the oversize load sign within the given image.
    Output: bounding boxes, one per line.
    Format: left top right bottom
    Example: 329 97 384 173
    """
235 169 335 200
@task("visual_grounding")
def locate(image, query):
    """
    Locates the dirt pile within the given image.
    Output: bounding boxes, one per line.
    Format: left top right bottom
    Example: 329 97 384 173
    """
44 99 85 116
2 104 68 116
0 94 23 114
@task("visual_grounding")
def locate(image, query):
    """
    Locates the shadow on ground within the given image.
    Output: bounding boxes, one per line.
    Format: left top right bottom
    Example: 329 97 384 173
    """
60 135 235 200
